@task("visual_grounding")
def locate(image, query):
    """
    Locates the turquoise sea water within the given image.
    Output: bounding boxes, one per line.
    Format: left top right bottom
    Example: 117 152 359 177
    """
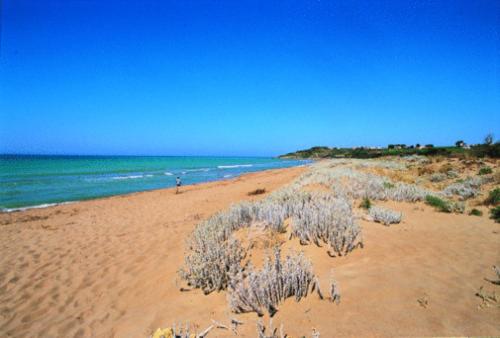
0 155 309 211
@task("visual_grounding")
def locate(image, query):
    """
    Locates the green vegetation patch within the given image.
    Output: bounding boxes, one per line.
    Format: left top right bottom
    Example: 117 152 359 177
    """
359 197 371 209
485 188 500 206
490 206 500 223
468 208 483 216
479 166 493 175
279 139 500 160
383 182 395 189
425 195 452 213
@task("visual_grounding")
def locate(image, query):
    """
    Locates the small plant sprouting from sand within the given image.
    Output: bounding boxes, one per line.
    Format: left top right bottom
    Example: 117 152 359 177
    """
249 188 267 196
359 196 371 209
369 206 402 226
329 271 341 304
476 286 499 309
150 323 213 338
417 294 429 308
468 208 483 216
256 318 321 338
257 318 283 338
485 266 500 286
475 266 500 309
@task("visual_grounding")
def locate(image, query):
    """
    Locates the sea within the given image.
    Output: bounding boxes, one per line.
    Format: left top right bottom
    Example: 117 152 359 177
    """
0 155 309 211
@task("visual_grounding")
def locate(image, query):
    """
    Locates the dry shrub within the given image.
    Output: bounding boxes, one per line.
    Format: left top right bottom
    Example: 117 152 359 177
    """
181 189 360 295
417 166 435 176
288 192 362 256
228 248 320 316
180 202 258 293
369 206 402 226
388 170 416 184
181 235 246 294
294 163 434 203
430 173 447 182
494 171 500 184
404 155 431 164
443 176 492 200
433 156 445 163
439 163 454 174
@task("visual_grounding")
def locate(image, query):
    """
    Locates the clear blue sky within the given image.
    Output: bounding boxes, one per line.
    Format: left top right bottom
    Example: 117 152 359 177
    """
0 0 498 156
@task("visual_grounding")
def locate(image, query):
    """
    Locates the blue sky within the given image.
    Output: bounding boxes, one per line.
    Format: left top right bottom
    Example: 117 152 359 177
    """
0 0 498 156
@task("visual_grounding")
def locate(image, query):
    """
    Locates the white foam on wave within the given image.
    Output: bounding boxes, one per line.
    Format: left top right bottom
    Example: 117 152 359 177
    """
223 174 233 178
217 164 253 169
185 168 211 173
164 172 173 176
112 175 144 180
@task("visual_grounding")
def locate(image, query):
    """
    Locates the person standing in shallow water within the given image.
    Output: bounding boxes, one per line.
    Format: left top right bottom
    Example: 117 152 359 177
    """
176 176 181 194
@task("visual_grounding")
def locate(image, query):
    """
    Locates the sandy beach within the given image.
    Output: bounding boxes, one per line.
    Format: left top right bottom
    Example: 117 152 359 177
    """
1 164 499 337
3 1 499 336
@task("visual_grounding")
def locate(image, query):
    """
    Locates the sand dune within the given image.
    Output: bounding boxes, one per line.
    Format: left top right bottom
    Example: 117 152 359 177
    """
1 165 499 337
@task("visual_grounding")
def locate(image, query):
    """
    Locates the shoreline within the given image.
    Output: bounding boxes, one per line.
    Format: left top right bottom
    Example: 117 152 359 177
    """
0 164 310 213
0 165 308 337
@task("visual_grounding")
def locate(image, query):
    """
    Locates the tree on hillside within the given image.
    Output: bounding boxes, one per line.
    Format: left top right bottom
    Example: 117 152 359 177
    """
485 133 494 145
455 140 465 147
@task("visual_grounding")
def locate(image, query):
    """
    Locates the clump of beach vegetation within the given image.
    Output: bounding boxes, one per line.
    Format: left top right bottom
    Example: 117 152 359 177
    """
287 192 362 257
425 195 452 213
359 197 371 209
490 206 500 223
469 208 483 217
484 188 500 206
369 206 402 225
438 163 454 174
443 176 493 200
479 166 493 175
228 247 321 316
430 173 447 182
180 188 362 304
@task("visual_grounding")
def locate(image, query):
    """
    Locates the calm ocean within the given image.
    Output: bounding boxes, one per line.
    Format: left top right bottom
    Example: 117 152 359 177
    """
0 155 309 211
